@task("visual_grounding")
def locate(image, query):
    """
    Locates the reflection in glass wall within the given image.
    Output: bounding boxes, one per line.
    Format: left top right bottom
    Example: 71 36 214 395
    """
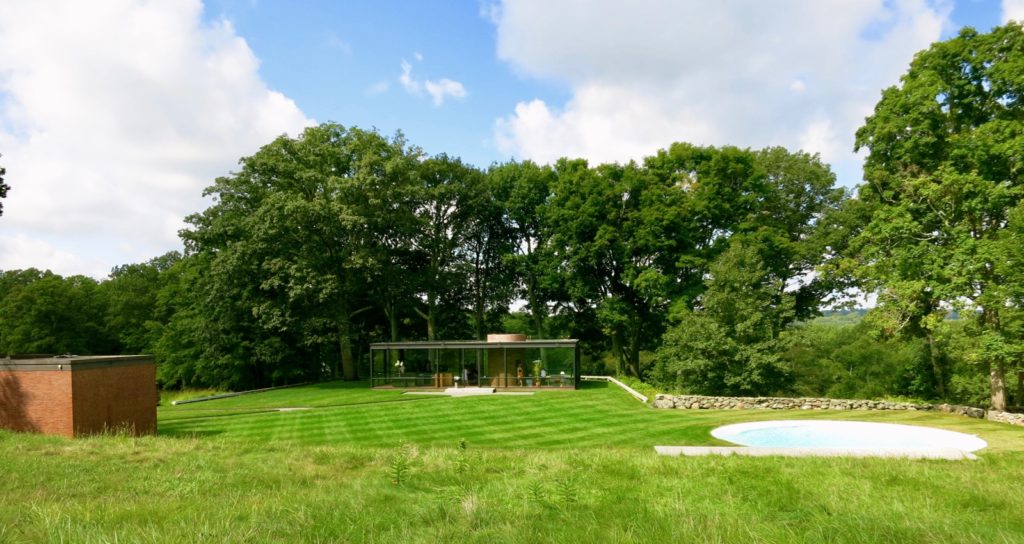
370 342 578 389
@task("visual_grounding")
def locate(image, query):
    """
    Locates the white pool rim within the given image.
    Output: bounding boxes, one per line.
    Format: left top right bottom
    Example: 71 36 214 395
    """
711 420 987 452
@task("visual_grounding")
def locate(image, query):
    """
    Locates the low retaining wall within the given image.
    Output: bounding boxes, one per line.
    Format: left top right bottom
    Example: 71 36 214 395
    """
650 394 1024 426
987 410 1024 426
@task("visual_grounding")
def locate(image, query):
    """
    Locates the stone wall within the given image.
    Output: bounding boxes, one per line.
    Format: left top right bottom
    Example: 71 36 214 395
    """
987 410 1024 426
650 394 1014 424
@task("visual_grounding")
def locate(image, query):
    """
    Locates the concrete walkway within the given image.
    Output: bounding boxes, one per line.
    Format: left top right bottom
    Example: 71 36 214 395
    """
654 446 978 460
404 387 534 397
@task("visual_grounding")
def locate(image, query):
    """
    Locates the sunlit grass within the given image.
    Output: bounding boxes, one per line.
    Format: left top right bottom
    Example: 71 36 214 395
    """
158 381 1024 453
3 381 1024 542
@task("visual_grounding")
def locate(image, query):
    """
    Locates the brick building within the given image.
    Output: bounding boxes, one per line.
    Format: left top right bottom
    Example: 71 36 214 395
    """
0 355 157 437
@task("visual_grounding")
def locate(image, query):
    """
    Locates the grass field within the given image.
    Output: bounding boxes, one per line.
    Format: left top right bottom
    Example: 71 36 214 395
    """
3 381 1024 543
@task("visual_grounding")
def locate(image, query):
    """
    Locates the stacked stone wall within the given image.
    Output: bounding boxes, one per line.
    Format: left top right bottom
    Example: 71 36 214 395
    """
650 394 1022 425
987 410 1024 426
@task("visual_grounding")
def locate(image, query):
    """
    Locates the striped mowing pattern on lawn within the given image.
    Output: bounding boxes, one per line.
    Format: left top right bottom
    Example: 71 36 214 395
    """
158 381 1024 452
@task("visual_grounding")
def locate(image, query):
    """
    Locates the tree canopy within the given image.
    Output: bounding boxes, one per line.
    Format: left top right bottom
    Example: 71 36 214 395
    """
843 23 1024 410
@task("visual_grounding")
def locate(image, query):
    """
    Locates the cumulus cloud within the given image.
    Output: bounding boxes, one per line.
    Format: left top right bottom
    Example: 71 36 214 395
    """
0 0 314 277
397 57 468 106
491 0 951 187
400 59 421 93
425 79 468 106
0 234 108 278
1005 0 1024 22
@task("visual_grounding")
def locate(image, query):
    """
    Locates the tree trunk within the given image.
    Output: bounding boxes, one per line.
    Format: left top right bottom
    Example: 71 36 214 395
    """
474 299 485 340
387 304 400 371
979 308 1005 410
526 273 543 338
1017 370 1023 409
925 330 946 398
339 315 356 381
427 294 437 342
991 361 1007 411
626 319 641 378
610 332 625 375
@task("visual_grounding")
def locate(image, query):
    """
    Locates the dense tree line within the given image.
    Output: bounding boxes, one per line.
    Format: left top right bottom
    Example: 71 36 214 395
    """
0 131 841 390
2 24 1023 409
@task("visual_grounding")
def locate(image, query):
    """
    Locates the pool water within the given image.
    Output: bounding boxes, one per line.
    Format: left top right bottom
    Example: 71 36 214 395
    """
711 420 987 452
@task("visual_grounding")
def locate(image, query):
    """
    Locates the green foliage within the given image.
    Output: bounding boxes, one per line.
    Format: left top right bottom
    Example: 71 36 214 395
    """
177 124 423 386
843 23 1024 409
102 251 181 354
0 270 115 356
490 160 559 337
783 320 932 400
650 240 794 395
388 443 417 485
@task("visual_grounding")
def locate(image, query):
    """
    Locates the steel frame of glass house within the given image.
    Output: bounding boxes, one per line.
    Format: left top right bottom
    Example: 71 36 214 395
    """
369 339 580 389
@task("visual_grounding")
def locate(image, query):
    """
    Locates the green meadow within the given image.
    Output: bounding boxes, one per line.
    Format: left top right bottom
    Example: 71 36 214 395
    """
3 381 1024 543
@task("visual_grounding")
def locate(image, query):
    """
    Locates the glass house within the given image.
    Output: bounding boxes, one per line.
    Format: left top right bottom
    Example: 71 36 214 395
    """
370 336 579 389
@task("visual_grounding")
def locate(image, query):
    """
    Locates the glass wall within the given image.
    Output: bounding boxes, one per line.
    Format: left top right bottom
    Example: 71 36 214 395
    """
370 342 578 389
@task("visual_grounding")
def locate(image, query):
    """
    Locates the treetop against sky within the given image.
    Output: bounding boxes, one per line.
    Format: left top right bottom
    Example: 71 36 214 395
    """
0 0 1014 279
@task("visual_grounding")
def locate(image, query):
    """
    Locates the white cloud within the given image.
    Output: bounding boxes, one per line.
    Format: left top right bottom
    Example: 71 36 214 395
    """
0 234 108 278
397 57 467 107
425 79 468 106
366 80 391 95
399 59 421 93
491 0 951 187
1004 0 1024 22
0 0 314 278
414 51 424 62
325 32 353 55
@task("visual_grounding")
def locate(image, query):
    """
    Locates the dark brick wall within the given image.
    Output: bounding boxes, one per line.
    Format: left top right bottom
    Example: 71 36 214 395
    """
0 370 74 436
71 364 157 436
1 357 157 438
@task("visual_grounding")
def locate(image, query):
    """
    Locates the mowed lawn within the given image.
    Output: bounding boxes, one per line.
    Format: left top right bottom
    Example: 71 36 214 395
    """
158 381 1024 452
2 381 1024 543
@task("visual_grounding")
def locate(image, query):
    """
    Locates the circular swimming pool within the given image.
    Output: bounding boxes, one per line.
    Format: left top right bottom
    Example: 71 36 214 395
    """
711 420 987 452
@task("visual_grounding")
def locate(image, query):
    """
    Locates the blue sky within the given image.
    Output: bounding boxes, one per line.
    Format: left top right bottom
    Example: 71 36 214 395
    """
0 0 1015 277
202 0 1002 168
200 0 571 167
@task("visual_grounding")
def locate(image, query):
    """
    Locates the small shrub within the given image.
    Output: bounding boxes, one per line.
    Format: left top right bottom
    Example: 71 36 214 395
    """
555 476 579 507
526 480 548 505
454 438 471 473
389 444 416 485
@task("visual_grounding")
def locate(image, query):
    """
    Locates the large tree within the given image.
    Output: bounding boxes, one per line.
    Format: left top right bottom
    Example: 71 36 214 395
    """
490 161 558 338
102 251 181 354
546 158 688 377
461 171 516 339
0 271 114 356
649 146 842 394
411 154 481 340
183 124 414 384
651 238 795 395
849 24 1024 410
